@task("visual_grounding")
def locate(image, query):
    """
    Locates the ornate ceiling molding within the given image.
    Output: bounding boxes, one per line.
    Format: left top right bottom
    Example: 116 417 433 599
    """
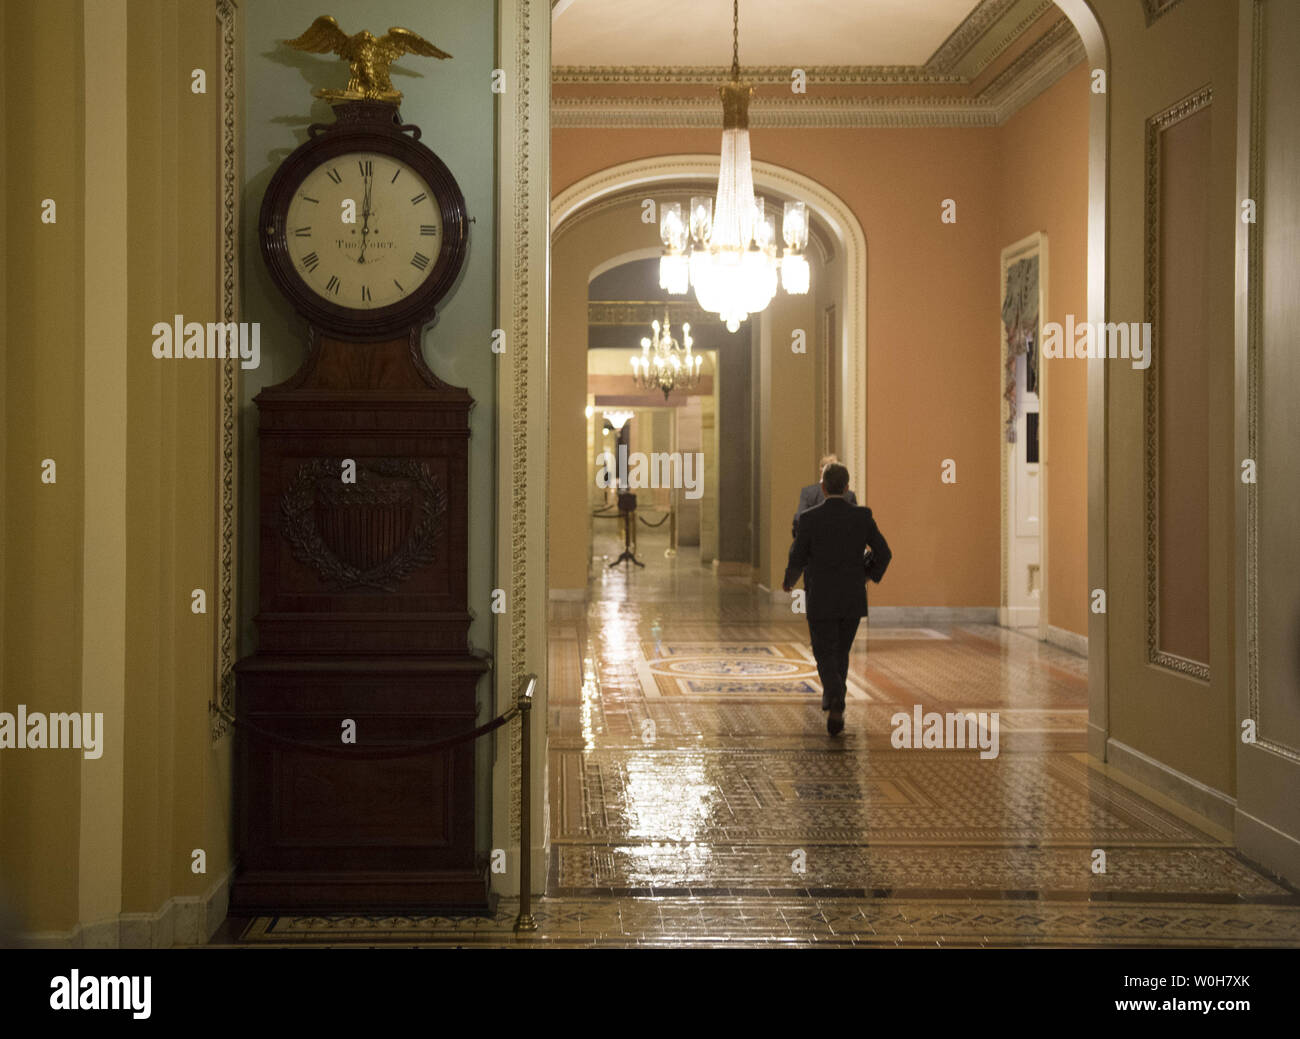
553 21 1086 130
961 0 1059 77
589 299 713 327
975 17 1086 117
553 95 1001 129
925 0 1023 71
553 65 965 86
1141 0 1186 27
554 0 1056 87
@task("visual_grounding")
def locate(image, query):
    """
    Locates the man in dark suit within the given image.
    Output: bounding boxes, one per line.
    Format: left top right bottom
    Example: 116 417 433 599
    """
782 463 891 736
793 454 857 539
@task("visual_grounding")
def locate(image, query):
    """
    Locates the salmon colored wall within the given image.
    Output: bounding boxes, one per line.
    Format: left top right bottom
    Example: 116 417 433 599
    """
552 62 1091 616
556 126 1003 608
995 62 1091 636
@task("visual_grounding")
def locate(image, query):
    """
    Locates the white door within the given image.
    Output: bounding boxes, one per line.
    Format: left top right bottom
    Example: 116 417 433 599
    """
1005 343 1040 629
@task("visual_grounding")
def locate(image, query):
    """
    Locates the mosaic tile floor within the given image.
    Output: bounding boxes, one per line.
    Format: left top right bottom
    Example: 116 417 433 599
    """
229 531 1300 948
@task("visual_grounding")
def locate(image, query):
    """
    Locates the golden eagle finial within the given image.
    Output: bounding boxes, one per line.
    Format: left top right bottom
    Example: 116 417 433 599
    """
285 16 451 103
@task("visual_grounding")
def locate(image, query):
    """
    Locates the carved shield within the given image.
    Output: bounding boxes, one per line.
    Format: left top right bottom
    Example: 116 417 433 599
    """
280 458 447 591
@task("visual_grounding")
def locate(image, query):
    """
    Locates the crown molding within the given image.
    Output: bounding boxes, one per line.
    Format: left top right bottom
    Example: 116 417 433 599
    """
978 17 1087 123
553 95 1000 129
554 0 1058 88
925 0 1023 71
961 0 1058 77
552 21 1086 130
1141 0 1186 27
552 64 965 86
589 300 713 326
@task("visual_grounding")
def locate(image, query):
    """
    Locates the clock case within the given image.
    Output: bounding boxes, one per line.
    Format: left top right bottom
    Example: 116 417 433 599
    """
233 100 490 915
259 99 468 340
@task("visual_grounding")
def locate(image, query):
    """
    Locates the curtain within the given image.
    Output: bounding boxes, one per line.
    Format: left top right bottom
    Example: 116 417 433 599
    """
1001 255 1038 442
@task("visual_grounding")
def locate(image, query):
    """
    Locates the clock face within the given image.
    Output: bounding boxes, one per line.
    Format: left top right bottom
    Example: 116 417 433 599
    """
284 151 444 311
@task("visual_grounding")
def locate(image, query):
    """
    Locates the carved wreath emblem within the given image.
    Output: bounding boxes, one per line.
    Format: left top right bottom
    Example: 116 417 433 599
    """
280 457 447 591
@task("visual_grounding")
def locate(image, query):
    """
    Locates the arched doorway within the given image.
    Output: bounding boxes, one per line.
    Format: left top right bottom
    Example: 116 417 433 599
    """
553 157 868 497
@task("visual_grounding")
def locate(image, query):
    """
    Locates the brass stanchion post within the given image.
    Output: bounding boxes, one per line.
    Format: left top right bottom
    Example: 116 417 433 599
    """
514 674 539 933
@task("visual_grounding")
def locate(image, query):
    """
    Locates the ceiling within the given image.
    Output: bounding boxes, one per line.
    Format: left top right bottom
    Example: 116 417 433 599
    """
551 1 1081 129
552 0 985 68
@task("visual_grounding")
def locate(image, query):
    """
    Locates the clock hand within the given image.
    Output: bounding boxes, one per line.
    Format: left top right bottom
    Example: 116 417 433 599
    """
358 169 373 264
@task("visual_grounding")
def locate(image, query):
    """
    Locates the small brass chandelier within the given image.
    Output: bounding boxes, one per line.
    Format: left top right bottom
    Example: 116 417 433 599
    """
629 312 703 400
658 0 810 332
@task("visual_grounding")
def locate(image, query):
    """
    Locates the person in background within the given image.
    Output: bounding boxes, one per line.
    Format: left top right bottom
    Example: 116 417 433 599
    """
783 463 891 736
793 454 857 538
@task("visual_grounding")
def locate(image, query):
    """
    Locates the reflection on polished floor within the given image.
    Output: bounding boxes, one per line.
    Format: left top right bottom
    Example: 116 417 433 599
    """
533 530 1300 946
230 529 1300 947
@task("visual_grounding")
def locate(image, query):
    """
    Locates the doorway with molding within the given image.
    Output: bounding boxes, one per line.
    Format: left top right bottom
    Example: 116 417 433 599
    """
999 232 1048 637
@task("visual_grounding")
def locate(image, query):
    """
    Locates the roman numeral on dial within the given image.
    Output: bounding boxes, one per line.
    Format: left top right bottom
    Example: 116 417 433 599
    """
357 160 373 177
326 275 340 295
325 167 342 184
293 226 311 237
411 252 431 271
410 192 427 205
361 285 371 302
420 225 438 236
302 251 320 272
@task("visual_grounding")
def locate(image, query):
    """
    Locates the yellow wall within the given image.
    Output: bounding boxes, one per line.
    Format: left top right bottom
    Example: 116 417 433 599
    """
1 0 86 934
550 206 644 590
1 0 232 942
1091 0 1240 798
120 0 230 924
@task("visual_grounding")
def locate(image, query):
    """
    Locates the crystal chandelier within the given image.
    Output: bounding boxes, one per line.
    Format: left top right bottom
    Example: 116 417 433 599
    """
659 0 810 333
630 312 703 400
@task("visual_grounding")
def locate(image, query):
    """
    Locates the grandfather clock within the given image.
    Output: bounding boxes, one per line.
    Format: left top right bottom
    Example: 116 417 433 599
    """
232 22 489 913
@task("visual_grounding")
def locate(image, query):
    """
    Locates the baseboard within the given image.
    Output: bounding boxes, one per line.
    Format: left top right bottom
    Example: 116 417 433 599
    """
1045 624 1088 657
1000 605 1039 628
1087 721 1108 761
548 588 587 602
867 606 998 626
18 867 233 949
1105 738 1236 831
1235 808 1300 888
